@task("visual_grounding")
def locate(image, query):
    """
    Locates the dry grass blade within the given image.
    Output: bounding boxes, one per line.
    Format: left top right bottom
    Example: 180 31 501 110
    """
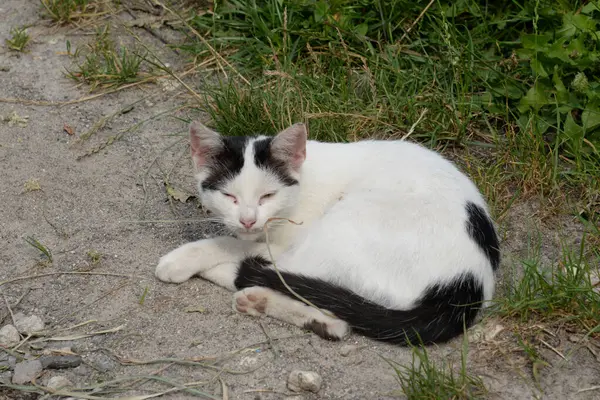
0 77 161 106
263 217 335 318
3 374 222 400
31 325 125 343
116 355 264 375
0 271 137 288
398 0 436 43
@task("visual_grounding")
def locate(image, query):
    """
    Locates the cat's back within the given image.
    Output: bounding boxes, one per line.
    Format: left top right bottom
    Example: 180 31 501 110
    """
306 139 483 206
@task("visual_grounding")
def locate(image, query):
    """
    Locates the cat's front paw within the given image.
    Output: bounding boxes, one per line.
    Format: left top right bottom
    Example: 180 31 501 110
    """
155 245 203 283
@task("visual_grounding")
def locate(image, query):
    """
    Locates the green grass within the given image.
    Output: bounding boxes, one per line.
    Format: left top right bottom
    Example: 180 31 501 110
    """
178 0 600 212
24 236 53 263
6 27 31 52
86 249 102 264
40 0 108 24
387 335 486 399
494 236 600 335
67 24 151 91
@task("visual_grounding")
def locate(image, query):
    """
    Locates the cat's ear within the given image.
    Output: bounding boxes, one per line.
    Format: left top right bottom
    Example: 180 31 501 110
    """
271 123 307 171
190 121 221 169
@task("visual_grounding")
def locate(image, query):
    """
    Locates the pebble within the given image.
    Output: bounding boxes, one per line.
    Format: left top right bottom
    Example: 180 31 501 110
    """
91 354 116 372
40 355 82 370
12 359 43 384
14 313 45 334
287 370 322 393
0 324 20 347
47 375 73 390
0 371 12 384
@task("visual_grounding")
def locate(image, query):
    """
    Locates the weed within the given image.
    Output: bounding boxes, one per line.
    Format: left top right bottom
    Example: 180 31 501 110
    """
23 178 41 192
67 25 150 91
6 27 30 52
494 237 600 335
387 335 486 399
24 236 53 263
40 0 110 25
139 286 149 305
86 249 102 264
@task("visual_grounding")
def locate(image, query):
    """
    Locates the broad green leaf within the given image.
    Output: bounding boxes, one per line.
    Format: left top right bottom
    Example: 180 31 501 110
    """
559 13 577 37
355 23 368 36
519 83 552 112
566 35 586 57
535 116 553 134
571 14 596 32
314 1 328 22
553 73 569 104
489 83 523 100
563 113 584 152
582 108 600 131
531 57 548 77
560 13 596 38
470 91 493 108
546 38 573 63
521 34 552 50
582 2 600 15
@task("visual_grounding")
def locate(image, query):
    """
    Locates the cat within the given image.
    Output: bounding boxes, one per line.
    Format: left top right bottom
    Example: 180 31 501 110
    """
155 121 499 345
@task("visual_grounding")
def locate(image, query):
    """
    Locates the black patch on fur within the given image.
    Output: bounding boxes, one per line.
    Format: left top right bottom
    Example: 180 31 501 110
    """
303 320 339 341
253 138 298 186
201 136 249 191
235 256 484 345
465 202 500 271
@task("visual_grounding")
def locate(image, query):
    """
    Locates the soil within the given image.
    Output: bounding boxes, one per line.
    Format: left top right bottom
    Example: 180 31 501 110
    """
1 2 599 399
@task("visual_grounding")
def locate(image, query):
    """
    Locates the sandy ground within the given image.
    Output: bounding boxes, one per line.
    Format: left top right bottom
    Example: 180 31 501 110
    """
1 2 599 399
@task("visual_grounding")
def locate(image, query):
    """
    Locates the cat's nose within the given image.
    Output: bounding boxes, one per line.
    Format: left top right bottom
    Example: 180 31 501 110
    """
240 218 256 229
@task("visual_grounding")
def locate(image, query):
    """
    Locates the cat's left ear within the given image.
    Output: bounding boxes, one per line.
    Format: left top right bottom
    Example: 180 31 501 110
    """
271 123 307 171
190 121 222 169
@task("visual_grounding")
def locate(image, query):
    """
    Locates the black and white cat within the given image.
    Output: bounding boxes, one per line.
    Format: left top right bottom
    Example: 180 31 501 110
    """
155 122 499 345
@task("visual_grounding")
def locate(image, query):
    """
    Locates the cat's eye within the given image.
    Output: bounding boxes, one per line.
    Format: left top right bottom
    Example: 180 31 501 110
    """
221 192 238 204
259 192 276 204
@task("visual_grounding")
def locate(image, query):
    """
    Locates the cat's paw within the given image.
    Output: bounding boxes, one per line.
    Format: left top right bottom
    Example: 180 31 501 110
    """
155 245 202 283
233 287 268 317
304 318 350 341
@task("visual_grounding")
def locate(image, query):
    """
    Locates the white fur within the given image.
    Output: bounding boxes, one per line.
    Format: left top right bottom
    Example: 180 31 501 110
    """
156 125 495 336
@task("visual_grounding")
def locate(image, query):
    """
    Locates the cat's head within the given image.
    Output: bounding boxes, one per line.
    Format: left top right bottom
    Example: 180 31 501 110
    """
189 121 307 240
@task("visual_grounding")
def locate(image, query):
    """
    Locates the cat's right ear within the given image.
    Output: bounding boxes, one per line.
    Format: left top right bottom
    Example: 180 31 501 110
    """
190 121 221 169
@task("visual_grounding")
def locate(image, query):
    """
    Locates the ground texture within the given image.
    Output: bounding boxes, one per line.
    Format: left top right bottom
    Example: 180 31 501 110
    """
1 1 599 399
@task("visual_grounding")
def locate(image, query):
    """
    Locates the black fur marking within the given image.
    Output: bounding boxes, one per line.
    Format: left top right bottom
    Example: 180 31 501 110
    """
253 138 298 186
201 136 249 191
303 320 340 341
465 202 500 271
235 256 484 345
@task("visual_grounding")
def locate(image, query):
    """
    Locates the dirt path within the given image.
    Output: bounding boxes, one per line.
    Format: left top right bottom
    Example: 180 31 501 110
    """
1 2 599 399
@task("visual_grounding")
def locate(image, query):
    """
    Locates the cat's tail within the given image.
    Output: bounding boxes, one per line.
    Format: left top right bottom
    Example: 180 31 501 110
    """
235 256 485 345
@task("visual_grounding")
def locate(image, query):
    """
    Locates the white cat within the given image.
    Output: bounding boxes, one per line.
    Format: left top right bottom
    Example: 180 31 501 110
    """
155 122 499 344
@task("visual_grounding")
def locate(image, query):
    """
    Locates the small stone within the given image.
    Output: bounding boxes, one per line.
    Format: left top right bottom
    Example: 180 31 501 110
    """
91 354 116 372
0 325 20 347
47 375 73 390
0 371 12 384
40 355 82 369
287 370 322 393
12 359 43 384
14 313 45 334
339 344 359 357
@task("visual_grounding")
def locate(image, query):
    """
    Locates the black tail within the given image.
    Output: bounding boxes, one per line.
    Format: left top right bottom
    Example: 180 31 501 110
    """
235 256 484 345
